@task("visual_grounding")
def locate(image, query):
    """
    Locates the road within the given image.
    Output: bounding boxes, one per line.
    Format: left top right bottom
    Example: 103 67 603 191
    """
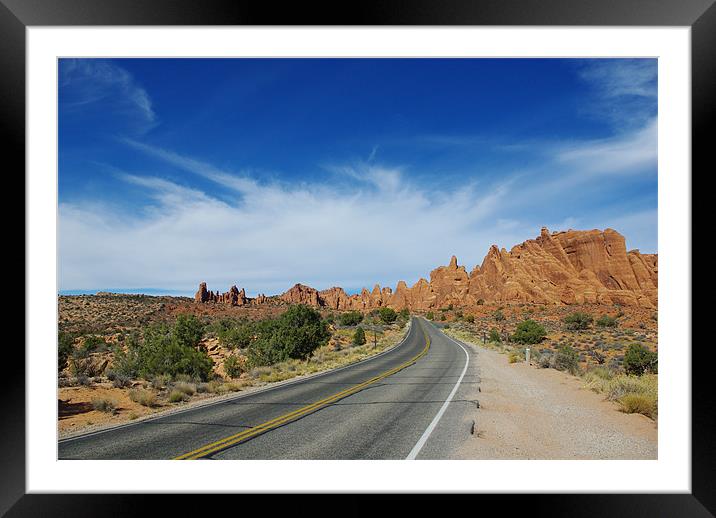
58 317 477 460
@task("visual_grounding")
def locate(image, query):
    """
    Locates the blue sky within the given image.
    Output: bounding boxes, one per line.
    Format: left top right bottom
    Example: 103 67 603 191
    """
58 58 657 296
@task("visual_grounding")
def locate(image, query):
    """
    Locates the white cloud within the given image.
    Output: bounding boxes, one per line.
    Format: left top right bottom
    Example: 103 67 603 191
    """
555 117 657 175
60 60 156 127
59 154 519 294
578 59 657 99
59 135 657 295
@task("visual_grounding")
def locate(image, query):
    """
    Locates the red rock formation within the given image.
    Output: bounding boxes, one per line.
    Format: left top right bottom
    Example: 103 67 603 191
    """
194 282 210 303
194 227 658 310
280 283 320 306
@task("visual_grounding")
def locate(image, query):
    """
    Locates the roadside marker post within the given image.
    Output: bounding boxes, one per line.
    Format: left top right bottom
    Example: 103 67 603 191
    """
525 347 530 364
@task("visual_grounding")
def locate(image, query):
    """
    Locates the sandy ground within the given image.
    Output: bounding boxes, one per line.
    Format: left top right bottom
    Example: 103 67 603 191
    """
452 339 657 459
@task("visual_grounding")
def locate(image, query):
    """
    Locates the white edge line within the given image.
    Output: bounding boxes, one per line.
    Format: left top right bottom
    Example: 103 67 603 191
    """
406 322 470 460
58 318 416 444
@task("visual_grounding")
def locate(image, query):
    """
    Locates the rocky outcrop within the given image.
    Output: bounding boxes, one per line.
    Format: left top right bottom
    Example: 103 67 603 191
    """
280 283 320 306
193 282 251 305
194 227 658 310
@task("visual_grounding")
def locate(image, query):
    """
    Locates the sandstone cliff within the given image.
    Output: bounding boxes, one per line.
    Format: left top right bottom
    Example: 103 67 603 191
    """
194 227 658 310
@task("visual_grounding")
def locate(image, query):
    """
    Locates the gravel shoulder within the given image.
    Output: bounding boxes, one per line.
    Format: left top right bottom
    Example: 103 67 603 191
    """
451 337 657 459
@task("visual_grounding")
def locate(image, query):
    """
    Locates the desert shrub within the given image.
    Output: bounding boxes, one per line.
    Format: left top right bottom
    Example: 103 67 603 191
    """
623 344 658 375
563 312 594 330
168 389 187 403
511 319 547 344
58 332 74 372
151 373 172 389
224 355 244 378
596 315 618 328
489 328 501 343
81 335 107 354
353 326 367 346
378 307 398 324
554 345 579 374
508 351 522 363
173 381 196 396
111 372 131 388
399 308 410 320
439 313 446 321
493 310 505 322
538 351 553 369
465 314 475 324
339 311 364 326
324 313 335 324
584 372 657 419
69 356 106 378
172 314 204 349
426 311 435 320
219 323 255 350
120 321 213 381
91 398 116 413
247 305 330 367
618 393 657 418
75 374 90 386
129 388 157 407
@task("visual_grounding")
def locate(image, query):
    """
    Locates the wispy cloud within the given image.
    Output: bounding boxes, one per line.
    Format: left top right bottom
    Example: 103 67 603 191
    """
60 59 157 130
59 135 655 294
555 117 657 175
59 151 518 294
576 59 657 128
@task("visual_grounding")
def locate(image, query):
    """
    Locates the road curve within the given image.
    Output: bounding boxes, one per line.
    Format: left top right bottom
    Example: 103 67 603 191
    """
58 317 475 460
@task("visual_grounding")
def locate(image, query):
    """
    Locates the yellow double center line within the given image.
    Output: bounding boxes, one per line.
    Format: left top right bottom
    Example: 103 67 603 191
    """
174 331 431 459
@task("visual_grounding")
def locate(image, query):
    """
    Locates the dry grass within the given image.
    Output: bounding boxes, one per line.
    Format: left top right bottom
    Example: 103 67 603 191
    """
173 381 196 396
582 368 657 419
168 389 187 403
91 398 116 413
128 388 157 407
508 351 522 363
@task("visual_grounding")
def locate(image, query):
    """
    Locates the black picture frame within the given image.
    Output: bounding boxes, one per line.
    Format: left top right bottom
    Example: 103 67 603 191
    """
3 0 707 515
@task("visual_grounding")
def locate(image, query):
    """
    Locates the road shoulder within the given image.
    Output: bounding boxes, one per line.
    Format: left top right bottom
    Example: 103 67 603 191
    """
448 337 657 459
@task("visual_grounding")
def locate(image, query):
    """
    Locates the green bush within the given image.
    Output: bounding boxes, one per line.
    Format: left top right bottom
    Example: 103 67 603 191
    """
378 307 398 324
511 319 547 344
58 332 74 372
172 314 204 348
339 311 364 326
493 310 505 322
439 313 446 321
554 345 579 374
596 315 618 328
247 305 331 367
81 335 107 354
489 328 501 343
426 311 434 320
219 323 255 349
477 299 485 305
563 312 593 330
465 314 475 324
399 308 410 320
112 321 212 381
224 355 243 378
353 326 367 346
623 344 658 375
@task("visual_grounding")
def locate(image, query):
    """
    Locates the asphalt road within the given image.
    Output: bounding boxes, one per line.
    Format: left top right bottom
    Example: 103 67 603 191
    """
58 317 477 460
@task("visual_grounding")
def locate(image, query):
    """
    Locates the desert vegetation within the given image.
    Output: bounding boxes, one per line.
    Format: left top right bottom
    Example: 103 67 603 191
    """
440 302 658 420
58 295 410 436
